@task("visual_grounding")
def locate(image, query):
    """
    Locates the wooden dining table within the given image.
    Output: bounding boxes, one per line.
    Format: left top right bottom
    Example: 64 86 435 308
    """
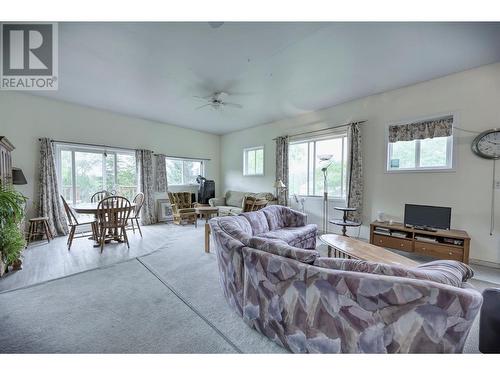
72 202 136 246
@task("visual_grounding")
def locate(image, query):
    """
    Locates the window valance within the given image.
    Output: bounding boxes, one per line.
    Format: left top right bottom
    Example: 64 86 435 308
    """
388 116 453 143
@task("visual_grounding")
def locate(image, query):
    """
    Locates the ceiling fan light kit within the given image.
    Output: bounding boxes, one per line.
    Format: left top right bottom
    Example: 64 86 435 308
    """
193 91 243 110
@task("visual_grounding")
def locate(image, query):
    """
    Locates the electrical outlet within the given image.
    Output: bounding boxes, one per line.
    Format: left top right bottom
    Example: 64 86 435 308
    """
495 180 500 190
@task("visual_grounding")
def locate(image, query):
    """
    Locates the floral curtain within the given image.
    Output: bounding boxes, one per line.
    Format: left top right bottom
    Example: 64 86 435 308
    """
275 136 289 206
155 154 168 193
136 149 156 225
346 124 363 223
38 138 68 236
389 116 453 143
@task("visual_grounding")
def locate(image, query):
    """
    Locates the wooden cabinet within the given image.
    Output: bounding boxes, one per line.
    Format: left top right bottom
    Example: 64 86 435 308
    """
0 136 15 186
370 221 470 264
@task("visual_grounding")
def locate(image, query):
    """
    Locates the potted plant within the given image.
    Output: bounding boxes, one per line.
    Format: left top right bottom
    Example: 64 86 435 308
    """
0 185 27 275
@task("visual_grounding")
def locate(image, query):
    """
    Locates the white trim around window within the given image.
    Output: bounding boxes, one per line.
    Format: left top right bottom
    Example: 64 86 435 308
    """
165 157 205 186
385 113 458 173
243 146 264 176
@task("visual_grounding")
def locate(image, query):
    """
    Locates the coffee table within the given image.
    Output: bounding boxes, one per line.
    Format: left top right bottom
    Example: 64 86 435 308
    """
195 207 219 253
320 234 418 267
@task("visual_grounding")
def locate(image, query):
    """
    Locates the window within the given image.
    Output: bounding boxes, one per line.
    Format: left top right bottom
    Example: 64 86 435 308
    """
243 146 264 176
55 144 137 204
289 135 348 199
166 158 204 185
387 136 453 171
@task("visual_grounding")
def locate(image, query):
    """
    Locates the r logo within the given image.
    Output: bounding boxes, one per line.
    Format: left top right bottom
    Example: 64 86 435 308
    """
0 23 58 90
2 24 53 75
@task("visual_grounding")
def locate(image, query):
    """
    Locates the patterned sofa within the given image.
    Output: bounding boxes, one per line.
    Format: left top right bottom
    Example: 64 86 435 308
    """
209 190 277 216
209 206 483 354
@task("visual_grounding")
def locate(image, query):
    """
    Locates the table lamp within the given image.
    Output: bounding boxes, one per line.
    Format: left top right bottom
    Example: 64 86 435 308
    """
12 168 27 185
274 179 287 204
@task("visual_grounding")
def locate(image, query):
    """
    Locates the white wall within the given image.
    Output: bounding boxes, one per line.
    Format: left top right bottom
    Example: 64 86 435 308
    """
221 62 500 265
0 92 221 219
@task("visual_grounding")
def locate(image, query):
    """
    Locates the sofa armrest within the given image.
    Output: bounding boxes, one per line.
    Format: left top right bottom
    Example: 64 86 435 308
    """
286 209 307 227
306 266 483 353
209 197 226 207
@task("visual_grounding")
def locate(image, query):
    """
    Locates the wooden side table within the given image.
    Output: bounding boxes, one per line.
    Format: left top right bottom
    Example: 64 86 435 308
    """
195 207 219 253
329 207 360 236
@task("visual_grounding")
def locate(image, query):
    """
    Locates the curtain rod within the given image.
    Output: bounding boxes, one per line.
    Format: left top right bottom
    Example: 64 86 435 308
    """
38 139 211 161
272 120 367 141
153 153 211 161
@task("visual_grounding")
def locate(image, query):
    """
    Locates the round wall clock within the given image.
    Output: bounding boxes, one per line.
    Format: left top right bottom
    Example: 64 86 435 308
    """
471 129 500 159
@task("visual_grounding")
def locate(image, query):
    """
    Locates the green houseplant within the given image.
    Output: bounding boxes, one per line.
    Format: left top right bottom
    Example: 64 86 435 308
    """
0 185 27 273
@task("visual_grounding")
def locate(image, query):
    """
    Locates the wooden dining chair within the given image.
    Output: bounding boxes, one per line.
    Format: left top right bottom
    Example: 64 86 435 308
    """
61 195 98 250
129 192 145 237
90 190 110 203
96 196 132 252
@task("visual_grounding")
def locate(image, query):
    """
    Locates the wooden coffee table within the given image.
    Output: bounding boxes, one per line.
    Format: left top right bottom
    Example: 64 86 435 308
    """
195 207 219 253
320 234 418 267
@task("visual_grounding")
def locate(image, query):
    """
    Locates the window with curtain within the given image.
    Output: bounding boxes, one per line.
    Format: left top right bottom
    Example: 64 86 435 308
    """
386 115 454 171
55 143 137 204
288 134 348 199
165 158 204 185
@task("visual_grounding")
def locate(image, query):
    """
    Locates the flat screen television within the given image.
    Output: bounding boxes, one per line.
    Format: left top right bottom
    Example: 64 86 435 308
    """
404 204 451 230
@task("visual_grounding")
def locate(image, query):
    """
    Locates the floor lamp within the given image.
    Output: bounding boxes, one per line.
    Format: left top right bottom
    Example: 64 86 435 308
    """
318 154 334 234
274 179 287 205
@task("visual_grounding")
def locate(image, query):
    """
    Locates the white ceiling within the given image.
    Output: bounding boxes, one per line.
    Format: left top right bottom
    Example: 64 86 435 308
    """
34 22 500 134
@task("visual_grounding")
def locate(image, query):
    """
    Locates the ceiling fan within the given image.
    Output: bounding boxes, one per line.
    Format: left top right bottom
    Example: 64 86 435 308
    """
193 92 243 110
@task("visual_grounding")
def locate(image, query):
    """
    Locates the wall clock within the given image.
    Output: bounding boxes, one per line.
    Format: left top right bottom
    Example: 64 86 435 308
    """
471 129 500 159
471 129 500 235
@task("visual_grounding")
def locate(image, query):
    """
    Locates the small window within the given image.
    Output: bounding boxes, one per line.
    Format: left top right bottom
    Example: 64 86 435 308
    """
165 158 204 185
387 116 454 172
387 136 453 171
243 146 264 176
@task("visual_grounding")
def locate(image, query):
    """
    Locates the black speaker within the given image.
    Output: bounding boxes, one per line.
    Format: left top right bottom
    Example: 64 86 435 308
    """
479 288 500 353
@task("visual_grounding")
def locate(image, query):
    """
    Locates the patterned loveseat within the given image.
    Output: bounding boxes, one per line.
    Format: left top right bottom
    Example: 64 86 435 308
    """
209 206 483 354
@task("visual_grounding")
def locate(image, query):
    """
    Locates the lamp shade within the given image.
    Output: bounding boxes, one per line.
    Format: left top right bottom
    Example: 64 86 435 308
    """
318 154 333 162
12 168 27 185
274 179 286 188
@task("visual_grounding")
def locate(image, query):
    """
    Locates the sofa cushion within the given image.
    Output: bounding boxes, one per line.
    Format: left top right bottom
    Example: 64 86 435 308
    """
262 205 307 230
217 216 253 241
240 210 270 235
313 258 474 287
256 224 317 246
416 260 474 283
248 237 319 264
226 190 247 208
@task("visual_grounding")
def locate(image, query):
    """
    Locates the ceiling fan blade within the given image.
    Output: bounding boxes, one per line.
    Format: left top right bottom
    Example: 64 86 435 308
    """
195 103 211 110
193 95 211 101
222 102 243 109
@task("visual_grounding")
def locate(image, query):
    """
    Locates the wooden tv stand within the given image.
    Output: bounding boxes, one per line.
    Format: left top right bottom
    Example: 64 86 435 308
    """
369 221 470 264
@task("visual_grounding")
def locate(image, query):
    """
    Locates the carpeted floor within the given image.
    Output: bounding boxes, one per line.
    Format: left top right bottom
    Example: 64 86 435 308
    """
0 223 498 353
0 224 286 353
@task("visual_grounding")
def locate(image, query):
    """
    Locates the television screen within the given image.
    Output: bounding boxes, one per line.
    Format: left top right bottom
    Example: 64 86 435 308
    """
404 204 451 230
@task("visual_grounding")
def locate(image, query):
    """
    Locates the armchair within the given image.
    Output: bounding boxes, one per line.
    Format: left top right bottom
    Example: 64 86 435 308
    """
167 191 197 227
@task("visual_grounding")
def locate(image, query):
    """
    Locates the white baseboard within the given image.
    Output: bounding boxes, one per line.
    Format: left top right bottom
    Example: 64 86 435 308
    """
470 258 500 269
